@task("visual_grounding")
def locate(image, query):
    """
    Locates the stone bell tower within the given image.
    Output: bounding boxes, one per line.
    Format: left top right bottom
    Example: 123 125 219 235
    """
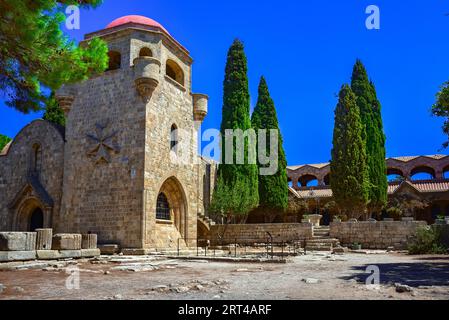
55 15 209 250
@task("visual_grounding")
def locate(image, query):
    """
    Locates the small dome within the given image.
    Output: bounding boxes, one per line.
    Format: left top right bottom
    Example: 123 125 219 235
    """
106 15 169 34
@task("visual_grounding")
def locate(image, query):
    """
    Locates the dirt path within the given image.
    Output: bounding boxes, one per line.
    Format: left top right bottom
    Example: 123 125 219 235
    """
0 253 448 300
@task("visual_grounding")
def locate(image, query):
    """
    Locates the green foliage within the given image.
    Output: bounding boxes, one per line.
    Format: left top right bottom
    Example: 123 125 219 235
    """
251 76 288 213
287 195 309 215
0 0 108 113
43 93 66 126
0 134 12 151
351 60 388 213
386 207 402 220
432 81 449 148
330 84 369 219
211 39 259 218
408 226 447 255
209 176 252 222
387 192 429 220
58 0 103 8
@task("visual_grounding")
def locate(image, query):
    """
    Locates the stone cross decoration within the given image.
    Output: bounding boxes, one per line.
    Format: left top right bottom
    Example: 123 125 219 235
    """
86 121 120 164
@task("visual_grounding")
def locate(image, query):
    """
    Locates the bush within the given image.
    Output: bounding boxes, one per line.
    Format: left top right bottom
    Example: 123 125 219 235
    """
408 226 448 255
386 207 401 220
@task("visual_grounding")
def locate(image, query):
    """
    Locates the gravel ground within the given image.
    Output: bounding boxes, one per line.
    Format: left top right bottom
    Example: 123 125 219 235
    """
0 252 448 300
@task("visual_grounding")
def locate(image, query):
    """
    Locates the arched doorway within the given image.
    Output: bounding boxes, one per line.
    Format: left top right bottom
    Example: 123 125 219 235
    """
14 198 48 231
29 207 44 231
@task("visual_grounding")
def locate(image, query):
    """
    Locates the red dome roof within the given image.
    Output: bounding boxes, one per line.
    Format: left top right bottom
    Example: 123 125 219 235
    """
106 15 169 34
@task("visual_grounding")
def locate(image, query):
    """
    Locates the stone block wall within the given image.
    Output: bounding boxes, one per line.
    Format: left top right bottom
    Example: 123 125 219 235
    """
59 60 146 248
209 223 313 245
0 231 100 262
0 232 36 251
434 224 449 247
330 220 428 249
0 120 65 231
1 23 209 251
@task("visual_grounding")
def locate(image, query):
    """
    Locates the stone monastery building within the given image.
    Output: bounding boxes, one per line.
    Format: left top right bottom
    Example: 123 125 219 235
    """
0 15 214 251
0 15 448 252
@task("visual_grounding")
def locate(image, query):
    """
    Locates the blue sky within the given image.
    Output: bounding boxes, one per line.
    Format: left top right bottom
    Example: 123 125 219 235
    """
1 0 449 166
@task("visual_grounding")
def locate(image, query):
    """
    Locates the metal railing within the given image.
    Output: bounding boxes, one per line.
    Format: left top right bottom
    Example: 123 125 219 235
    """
176 236 308 259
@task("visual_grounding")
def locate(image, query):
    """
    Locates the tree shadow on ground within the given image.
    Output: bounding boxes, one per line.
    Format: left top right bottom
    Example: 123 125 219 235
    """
413 256 449 261
341 260 449 287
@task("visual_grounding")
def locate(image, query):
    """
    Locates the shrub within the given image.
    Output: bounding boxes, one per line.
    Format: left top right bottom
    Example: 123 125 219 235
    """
408 226 448 255
386 207 401 220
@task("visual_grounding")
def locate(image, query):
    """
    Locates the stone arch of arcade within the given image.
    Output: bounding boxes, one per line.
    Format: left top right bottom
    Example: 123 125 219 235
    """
288 155 449 190
288 164 330 189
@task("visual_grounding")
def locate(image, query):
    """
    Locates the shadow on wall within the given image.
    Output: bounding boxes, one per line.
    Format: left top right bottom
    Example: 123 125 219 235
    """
340 258 449 287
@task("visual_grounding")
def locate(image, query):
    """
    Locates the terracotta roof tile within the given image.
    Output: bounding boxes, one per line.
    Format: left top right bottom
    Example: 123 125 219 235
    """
289 180 449 199
412 180 449 192
390 154 448 162
288 154 449 170
293 188 333 199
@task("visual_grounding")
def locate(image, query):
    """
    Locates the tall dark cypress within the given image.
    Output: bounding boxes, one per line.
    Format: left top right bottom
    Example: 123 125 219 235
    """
251 76 288 216
330 85 369 219
351 60 387 215
210 39 259 220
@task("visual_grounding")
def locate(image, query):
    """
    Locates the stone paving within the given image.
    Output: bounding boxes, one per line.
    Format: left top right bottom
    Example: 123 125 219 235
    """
0 252 448 300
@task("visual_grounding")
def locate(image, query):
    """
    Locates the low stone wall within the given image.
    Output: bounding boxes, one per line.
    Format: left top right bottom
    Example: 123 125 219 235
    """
330 220 427 250
0 230 100 262
434 224 449 247
209 223 313 245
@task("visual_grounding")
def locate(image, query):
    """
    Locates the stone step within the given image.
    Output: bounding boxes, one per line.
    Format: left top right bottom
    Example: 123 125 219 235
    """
306 241 334 246
313 235 330 238
313 232 330 236
198 216 216 227
311 237 331 241
307 238 340 244
305 246 333 252
152 249 228 256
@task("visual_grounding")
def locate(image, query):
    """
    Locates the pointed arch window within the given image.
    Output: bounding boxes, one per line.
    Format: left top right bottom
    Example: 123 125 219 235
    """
31 143 42 174
156 193 171 220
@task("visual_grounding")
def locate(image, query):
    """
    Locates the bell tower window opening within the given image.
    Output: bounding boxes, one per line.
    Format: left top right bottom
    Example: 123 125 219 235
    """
139 47 153 57
165 59 185 86
107 51 121 71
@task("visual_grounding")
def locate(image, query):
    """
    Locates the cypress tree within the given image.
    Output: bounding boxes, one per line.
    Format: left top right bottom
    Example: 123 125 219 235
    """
43 93 66 126
0 134 11 152
251 76 288 219
351 60 387 216
330 84 369 219
211 39 259 221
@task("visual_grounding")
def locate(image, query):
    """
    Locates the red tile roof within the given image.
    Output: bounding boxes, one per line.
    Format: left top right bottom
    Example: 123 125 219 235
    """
287 154 449 171
291 180 449 199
